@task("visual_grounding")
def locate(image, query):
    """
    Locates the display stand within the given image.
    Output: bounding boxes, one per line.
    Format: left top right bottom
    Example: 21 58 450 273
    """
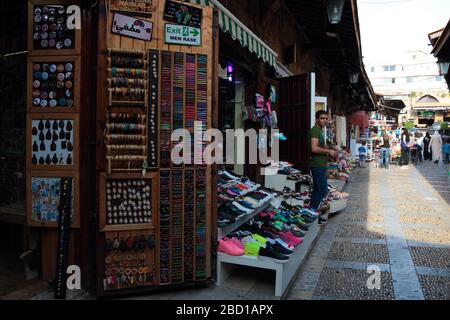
264 173 309 193
217 219 320 298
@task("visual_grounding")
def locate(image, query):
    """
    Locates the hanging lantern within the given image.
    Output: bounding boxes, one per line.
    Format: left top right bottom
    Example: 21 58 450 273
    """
326 0 345 24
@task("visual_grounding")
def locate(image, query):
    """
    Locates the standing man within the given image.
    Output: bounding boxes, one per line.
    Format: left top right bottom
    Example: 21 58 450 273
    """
423 132 431 161
378 126 391 169
308 110 338 225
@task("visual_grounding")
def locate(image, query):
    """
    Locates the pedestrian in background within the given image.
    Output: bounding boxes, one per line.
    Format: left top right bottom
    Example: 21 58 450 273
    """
423 132 431 161
377 126 390 168
400 127 410 166
429 131 443 164
442 137 450 164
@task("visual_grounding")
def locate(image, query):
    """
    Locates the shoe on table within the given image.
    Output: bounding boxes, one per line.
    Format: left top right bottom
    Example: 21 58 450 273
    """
218 239 244 256
318 217 328 225
266 238 293 255
259 245 289 263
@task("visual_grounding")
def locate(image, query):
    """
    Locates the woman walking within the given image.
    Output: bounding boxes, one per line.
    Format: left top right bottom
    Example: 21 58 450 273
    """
429 131 443 164
400 128 410 166
423 132 431 161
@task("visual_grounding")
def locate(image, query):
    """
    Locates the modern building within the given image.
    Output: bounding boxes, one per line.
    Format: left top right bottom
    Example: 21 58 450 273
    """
366 49 450 127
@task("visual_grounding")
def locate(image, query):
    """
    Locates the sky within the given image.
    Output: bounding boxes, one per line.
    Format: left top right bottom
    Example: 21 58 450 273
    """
358 0 450 64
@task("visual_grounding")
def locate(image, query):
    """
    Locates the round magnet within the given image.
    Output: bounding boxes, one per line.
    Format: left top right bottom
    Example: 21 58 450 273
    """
42 7 48 14
40 99 48 107
65 72 72 79
49 99 57 107
65 89 71 97
48 7 56 15
66 99 74 107
57 64 64 72
33 64 41 71
57 73 65 81
41 24 48 32
48 82 56 90
34 7 42 15
34 14 42 23
42 14 49 22
34 25 41 32
49 31 56 39
33 80 41 88
41 72 49 80
40 91 48 99
48 39 56 47
56 23 64 31
58 98 66 106
50 23 57 31
49 64 57 73
33 32 40 40
57 6 65 15
33 98 41 106
64 38 72 47
56 41 63 49
49 91 57 99
33 71 42 79
48 15 55 23
32 90 40 98
41 32 48 40
65 81 73 89
57 16 64 24
65 63 73 71
56 81 64 89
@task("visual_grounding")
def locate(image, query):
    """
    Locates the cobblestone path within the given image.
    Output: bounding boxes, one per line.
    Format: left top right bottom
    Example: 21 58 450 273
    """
287 161 450 300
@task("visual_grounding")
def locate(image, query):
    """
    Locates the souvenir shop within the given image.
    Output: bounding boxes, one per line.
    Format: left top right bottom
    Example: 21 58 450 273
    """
0 0 357 299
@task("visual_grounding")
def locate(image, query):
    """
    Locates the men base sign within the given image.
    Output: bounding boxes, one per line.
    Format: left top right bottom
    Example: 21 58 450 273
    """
164 23 201 46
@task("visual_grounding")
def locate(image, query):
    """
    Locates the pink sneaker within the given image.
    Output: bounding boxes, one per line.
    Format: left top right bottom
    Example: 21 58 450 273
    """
279 231 302 246
225 237 244 250
218 239 244 256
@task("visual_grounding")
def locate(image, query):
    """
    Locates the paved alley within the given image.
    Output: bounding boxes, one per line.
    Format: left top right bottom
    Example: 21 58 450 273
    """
288 161 450 300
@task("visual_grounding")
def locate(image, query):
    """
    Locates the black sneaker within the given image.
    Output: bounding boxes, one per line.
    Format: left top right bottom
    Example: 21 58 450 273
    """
318 217 328 225
259 245 289 263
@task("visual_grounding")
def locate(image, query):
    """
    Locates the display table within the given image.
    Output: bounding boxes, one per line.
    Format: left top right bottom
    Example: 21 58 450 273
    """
217 218 320 298
264 173 309 193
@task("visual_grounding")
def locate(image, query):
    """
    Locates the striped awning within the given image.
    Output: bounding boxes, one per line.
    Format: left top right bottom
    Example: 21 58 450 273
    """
189 0 278 66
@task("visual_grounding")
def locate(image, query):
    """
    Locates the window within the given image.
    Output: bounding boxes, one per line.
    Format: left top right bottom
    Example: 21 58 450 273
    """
383 65 395 71
371 67 375 72
391 78 396 84
283 44 296 65
383 78 391 84
407 77 413 83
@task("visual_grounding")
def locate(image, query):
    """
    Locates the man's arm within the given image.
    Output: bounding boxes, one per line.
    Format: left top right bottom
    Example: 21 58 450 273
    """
311 138 337 158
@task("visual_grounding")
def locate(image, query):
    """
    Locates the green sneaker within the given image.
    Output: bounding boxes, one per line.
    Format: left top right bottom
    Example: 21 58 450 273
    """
252 233 267 246
244 241 261 256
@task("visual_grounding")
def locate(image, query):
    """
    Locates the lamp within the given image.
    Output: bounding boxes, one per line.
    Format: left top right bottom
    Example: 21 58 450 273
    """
437 60 449 76
326 0 345 24
227 63 234 82
349 70 360 84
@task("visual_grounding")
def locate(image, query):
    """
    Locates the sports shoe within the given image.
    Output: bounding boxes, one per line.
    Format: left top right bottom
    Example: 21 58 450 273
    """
266 238 293 255
318 217 328 225
232 201 254 214
279 231 303 246
274 238 295 251
259 245 289 263
273 132 287 141
218 239 244 256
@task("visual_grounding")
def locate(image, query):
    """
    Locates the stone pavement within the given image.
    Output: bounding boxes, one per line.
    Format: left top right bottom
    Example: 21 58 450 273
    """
287 161 450 300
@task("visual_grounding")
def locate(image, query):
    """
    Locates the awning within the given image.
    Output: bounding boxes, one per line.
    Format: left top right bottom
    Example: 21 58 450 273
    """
189 0 278 66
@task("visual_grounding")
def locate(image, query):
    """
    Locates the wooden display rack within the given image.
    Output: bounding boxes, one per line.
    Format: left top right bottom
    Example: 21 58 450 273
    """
96 0 214 295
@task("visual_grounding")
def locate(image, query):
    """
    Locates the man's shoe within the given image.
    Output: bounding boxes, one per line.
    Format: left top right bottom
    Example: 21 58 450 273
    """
318 217 328 225
259 245 289 263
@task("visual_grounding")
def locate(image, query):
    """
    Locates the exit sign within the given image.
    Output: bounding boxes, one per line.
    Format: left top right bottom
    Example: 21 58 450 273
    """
164 23 201 46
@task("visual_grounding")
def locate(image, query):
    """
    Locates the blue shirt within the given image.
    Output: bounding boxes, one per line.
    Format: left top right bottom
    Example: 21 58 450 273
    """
358 146 366 155
443 143 450 153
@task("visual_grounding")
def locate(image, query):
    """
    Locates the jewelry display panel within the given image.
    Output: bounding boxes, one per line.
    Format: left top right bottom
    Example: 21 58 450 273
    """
32 4 75 51
103 230 156 291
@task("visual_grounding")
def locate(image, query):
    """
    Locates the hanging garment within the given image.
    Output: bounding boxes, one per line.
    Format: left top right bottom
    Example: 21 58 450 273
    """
335 116 347 147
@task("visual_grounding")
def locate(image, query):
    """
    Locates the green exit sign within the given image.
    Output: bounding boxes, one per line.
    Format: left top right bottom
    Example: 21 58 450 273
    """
165 23 201 46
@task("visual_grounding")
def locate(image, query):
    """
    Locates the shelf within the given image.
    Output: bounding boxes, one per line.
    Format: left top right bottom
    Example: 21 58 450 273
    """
218 201 271 239
217 219 321 297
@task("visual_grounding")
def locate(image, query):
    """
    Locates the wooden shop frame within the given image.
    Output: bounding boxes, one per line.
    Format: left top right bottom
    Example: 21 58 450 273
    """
26 112 80 171
26 170 80 228
27 55 81 113
27 0 82 56
99 171 159 232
